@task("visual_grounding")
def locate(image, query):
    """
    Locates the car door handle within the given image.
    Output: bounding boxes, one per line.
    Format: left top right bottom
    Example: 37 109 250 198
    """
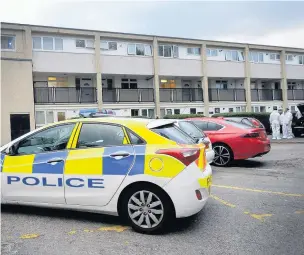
109 151 130 160
47 158 64 165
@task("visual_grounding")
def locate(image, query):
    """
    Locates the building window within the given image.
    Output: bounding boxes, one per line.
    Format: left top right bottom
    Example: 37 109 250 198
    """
236 107 241 112
47 76 68 87
225 50 243 61
174 109 180 115
160 79 176 88
270 53 280 61
187 47 201 55
100 41 117 50
285 54 294 61
250 52 264 63
229 108 234 113
33 37 63 51
273 106 278 110
127 43 152 56
76 39 86 48
215 108 220 113
1 35 15 50
75 39 94 49
43 37 54 50
207 49 218 57
33 37 42 49
121 78 137 89
158 45 178 58
142 109 148 117
131 109 139 116
190 108 196 114
108 42 117 50
166 109 172 115
54 38 63 50
299 55 304 65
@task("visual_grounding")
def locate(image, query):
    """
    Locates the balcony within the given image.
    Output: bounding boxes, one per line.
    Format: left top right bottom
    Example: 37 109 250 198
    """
34 87 97 104
287 89 304 100
251 89 282 101
159 88 203 102
209 89 246 101
103 88 154 103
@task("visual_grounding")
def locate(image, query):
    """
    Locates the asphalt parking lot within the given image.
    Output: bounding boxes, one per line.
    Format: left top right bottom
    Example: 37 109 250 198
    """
1 142 304 255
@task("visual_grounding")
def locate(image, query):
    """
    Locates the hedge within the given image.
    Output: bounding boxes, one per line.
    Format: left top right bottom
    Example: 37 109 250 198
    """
164 114 205 119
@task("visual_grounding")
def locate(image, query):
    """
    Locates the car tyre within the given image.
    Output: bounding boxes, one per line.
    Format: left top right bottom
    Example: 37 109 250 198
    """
212 143 233 167
120 184 174 234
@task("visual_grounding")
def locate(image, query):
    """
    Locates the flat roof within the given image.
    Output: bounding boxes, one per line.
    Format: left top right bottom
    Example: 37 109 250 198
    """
1 21 304 52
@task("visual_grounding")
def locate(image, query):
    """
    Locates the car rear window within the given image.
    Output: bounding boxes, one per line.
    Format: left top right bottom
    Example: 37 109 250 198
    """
151 124 195 144
224 120 252 129
178 121 205 138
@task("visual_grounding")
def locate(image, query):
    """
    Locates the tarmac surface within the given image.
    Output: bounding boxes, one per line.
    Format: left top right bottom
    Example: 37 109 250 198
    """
1 142 304 255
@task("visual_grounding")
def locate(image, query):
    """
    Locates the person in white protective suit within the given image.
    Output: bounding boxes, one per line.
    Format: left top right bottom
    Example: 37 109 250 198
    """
281 108 293 139
269 109 281 139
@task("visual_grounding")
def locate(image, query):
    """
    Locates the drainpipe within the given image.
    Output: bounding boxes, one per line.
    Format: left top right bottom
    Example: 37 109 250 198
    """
153 37 161 118
244 46 252 112
95 33 102 111
202 43 209 116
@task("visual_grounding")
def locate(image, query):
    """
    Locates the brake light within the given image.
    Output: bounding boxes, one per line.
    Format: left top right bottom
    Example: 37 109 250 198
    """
156 148 200 166
242 132 259 138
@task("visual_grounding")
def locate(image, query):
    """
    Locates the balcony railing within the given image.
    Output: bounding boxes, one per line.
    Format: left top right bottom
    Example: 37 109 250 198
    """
103 88 154 103
251 89 282 101
34 87 97 103
287 89 304 100
209 89 246 101
160 88 203 102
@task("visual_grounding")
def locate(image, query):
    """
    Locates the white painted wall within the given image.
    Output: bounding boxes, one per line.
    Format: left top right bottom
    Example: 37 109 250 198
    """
250 63 281 79
33 52 95 73
207 61 245 78
159 58 202 77
286 65 304 79
101 55 153 75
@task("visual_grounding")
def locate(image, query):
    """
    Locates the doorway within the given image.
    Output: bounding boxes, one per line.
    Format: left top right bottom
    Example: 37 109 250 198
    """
182 81 192 101
10 114 30 140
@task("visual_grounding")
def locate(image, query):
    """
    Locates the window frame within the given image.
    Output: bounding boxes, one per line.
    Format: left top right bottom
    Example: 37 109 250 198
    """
127 43 152 56
1 35 16 51
250 51 264 63
121 78 138 89
187 47 201 56
158 45 179 58
75 122 131 149
32 36 63 51
9 123 76 156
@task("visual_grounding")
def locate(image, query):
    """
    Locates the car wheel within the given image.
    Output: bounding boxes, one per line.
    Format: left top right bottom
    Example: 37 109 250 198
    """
212 144 233 167
121 184 174 234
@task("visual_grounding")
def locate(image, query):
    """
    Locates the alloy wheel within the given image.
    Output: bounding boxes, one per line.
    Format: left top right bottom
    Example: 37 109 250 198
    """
213 145 231 166
128 190 164 229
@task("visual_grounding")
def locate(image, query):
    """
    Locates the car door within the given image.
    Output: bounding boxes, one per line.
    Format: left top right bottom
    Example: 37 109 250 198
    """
64 122 135 207
1 123 77 204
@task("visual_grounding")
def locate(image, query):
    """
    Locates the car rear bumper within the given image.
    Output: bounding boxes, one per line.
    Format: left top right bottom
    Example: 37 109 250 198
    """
163 163 212 218
234 139 271 160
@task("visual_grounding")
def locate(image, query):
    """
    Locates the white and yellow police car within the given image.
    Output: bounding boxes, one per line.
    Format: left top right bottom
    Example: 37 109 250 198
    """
0 118 212 233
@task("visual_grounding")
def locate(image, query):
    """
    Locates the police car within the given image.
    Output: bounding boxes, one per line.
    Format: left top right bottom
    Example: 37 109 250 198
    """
0 118 212 234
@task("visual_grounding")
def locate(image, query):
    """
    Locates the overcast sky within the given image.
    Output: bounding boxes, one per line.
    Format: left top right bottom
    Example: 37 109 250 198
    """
1 0 304 48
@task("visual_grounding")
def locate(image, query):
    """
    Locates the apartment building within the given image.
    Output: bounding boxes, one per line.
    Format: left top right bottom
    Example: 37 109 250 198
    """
1 22 304 145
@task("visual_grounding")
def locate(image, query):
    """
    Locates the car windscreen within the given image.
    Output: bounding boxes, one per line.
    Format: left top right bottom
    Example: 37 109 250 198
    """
151 124 196 144
178 121 205 138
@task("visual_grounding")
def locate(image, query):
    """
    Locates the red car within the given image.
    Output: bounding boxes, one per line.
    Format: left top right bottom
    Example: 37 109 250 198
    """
187 117 271 166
